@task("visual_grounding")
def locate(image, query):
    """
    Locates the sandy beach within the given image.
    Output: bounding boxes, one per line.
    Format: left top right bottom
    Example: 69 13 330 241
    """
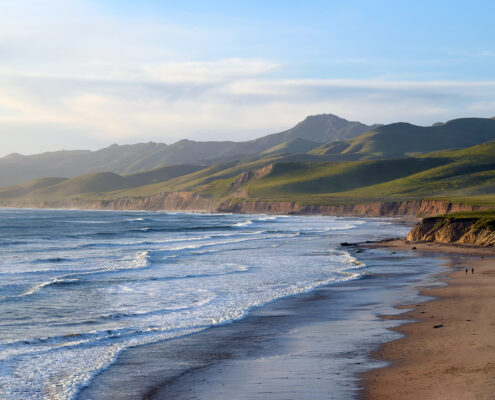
75 234 495 400
361 240 495 400
78 241 441 400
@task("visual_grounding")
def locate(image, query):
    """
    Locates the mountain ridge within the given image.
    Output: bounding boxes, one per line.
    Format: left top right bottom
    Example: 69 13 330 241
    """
0 114 374 186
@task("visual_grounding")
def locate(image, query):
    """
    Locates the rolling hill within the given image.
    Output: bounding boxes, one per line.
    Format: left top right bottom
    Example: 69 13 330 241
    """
2 115 495 214
0 114 374 187
3 139 495 210
310 118 495 159
0 164 203 200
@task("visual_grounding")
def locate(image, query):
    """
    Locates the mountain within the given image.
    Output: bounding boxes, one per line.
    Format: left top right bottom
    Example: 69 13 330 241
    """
0 114 375 186
0 164 204 200
261 138 321 155
3 115 495 211
310 118 495 159
248 114 378 147
4 139 495 209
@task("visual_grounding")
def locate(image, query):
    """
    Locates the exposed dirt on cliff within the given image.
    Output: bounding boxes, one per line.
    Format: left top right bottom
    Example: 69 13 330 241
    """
407 217 495 246
0 193 490 219
217 199 489 218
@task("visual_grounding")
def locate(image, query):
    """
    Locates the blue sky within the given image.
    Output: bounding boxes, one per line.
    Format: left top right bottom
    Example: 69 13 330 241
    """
1 0 495 155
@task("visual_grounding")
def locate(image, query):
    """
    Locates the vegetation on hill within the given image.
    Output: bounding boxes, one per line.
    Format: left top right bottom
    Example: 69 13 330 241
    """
436 210 495 230
261 138 321 155
310 118 495 159
0 165 204 200
1 139 494 208
0 114 373 186
0 177 67 199
2 117 495 210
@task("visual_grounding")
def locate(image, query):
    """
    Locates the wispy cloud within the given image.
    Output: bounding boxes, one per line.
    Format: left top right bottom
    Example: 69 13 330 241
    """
1 67 495 155
0 1 494 156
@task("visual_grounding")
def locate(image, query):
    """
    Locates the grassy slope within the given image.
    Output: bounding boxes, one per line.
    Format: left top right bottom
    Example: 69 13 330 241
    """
0 177 68 199
3 140 495 208
0 165 205 201
223 140 495 205
109 140 495 206
261 138 321 155
310 118 495 159
0 114 374 187
432 210 495 232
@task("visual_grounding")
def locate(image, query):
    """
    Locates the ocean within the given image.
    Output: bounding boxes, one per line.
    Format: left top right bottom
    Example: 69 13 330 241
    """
0 209 415 399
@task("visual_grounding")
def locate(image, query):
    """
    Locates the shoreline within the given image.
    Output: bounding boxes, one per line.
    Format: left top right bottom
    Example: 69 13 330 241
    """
0 197 489 219
360 240 495 399
77 239 445 400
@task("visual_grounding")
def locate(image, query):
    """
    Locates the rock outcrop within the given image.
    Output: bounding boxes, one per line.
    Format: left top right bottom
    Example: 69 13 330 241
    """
230 164 274 191
407 217 495 247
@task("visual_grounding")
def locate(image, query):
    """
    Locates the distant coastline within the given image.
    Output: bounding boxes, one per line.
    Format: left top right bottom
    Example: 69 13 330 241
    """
0 197 489 218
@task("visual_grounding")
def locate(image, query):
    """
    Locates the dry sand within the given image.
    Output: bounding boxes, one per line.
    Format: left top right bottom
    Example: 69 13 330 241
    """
361 240 495 400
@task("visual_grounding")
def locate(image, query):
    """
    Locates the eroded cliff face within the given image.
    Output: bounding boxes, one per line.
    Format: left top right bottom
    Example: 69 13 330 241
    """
0 192 218 212
216 199 488 217
0 193 489 218
407 217 495 247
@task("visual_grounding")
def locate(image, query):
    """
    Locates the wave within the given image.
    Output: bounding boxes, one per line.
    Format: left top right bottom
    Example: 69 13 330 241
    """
233 216 278 227
32 256 71 264
254 216 277 221
233 219 252 227
0 211 409 400
0 240 28 246
3 251 152 300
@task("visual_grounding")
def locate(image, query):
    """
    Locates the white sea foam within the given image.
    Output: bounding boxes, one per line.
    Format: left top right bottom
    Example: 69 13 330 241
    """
233 219 253 227
0 210 411 400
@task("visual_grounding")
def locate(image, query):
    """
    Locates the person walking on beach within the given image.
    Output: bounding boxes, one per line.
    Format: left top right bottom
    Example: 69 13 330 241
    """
466 268 468 275
472 268 475 274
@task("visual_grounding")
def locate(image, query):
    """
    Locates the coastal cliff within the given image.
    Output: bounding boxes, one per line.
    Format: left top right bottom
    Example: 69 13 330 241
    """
0 193 489 218
407 215 495 246
0 192 218 212
216 199 487 217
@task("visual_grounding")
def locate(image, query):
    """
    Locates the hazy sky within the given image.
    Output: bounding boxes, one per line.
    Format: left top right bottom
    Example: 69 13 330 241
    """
1 0 495 156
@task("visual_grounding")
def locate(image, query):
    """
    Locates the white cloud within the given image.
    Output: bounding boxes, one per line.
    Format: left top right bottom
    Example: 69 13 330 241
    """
0 1 494 156
1 69 495 156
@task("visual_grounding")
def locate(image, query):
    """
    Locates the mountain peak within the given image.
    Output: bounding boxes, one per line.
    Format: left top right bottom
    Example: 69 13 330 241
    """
282 113 374 143
304 113 344 120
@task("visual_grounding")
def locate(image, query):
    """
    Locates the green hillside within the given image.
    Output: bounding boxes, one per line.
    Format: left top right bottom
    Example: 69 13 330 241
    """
139 140 495 206
0 177 67 199
0 114 373 187
31 172 132 198
310 118 495 159
2 119 495 210
261 138 321 155
3 139 495 206
0 165 205 200
244 158 447 198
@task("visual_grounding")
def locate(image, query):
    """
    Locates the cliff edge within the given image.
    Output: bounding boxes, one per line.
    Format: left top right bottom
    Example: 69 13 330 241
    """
407 213 495 247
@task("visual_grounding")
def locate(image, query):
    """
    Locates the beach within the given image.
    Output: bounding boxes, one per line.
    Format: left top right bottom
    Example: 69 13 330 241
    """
78 238 448 400
4 209 494 399
79 238 495 400
362 240 495 400
1 209 420 399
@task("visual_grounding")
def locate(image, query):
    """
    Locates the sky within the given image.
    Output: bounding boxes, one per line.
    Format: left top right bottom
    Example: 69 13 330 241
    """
1 0 495 156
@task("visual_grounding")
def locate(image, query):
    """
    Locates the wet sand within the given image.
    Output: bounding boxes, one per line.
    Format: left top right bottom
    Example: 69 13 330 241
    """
78 245 442 400
361 240 495 400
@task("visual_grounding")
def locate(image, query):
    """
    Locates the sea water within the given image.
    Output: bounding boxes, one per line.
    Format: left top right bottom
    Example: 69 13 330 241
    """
0 209 409 399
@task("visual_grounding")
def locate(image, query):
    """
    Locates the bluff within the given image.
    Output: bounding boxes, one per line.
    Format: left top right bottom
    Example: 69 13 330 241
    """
407 215 495 247
0 196 488 219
